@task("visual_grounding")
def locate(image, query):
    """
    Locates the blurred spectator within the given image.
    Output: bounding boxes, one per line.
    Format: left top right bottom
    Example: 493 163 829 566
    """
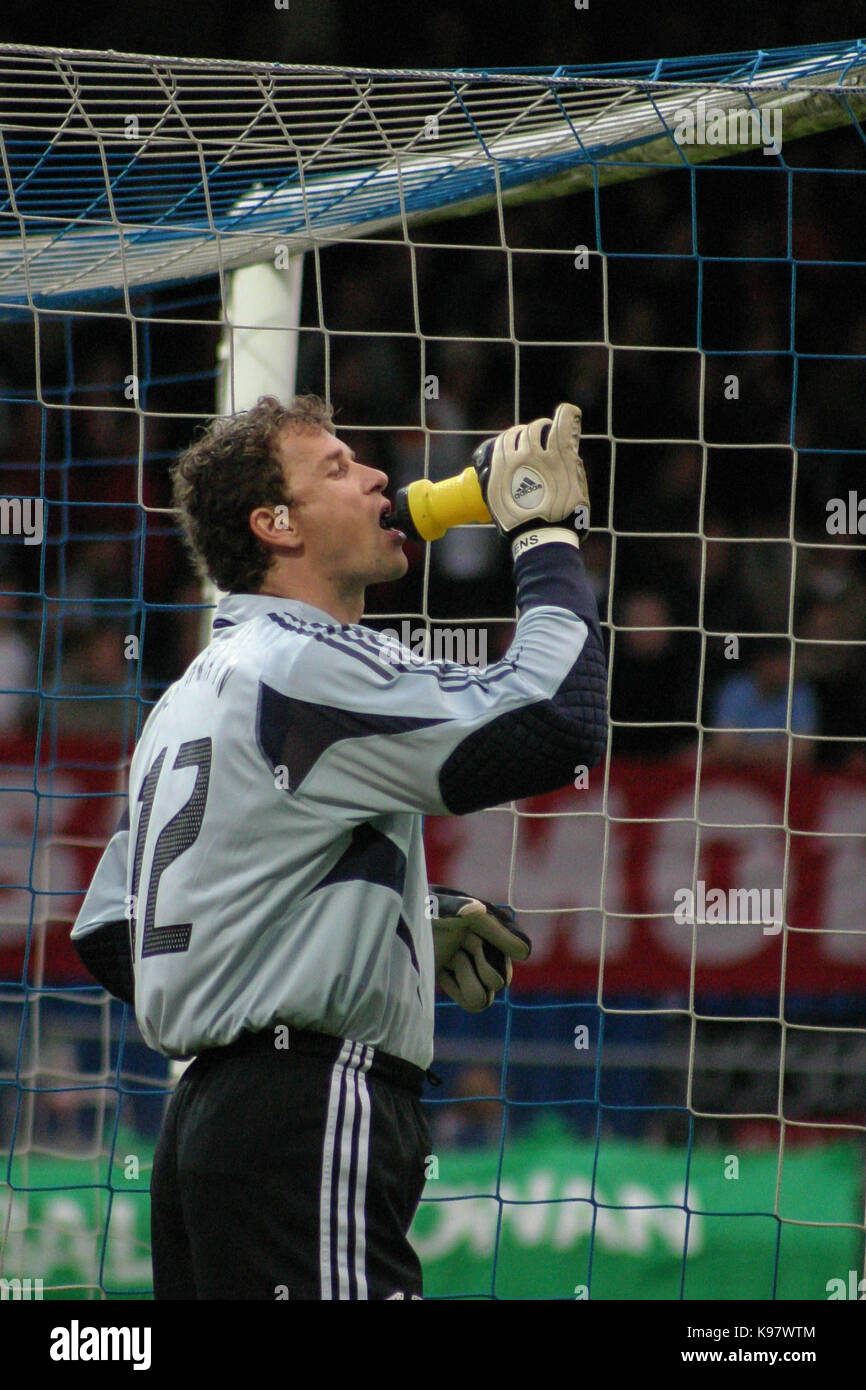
739 540 795 637
798 595 866 768
610 590 700 760
798 534 866 624
434 1065 504 1150
694 514 758 638
708 638 818 766
0 587 35 735
790 534 866 763
50 623 138 742
62 538 138 623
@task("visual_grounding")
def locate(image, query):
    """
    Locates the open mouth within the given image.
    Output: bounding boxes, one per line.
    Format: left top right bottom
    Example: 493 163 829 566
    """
380 506 406 541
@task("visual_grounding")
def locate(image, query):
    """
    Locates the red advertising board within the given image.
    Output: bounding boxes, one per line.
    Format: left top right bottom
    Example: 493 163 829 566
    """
2 739 864 995
0 737 128 983
426 760 866 996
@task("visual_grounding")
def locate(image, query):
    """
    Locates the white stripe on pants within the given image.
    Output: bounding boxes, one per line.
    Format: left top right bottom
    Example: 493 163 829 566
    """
319 1041 374 1299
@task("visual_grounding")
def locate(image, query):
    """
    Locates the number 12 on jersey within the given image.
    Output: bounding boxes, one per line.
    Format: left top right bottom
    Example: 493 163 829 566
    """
129 737 212 959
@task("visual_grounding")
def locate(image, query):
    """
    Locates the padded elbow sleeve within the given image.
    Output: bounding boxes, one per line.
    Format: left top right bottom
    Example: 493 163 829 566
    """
439 628 608 815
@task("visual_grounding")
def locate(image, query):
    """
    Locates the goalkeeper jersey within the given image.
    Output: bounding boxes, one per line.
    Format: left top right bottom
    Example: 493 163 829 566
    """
71 541 607 1068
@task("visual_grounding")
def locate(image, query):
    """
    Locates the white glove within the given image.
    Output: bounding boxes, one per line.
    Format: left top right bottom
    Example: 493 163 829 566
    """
430 887 531 1012
472 403 589 549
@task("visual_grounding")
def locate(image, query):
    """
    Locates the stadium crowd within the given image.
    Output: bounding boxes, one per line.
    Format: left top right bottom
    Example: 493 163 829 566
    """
0 120 864 770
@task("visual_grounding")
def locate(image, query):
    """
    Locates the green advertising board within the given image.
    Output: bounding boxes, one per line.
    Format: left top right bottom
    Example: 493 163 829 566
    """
2 1130 862 1299
413 1131 864 1300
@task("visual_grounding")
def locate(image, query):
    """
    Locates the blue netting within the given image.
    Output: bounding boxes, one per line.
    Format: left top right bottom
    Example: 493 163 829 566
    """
0 40 864 308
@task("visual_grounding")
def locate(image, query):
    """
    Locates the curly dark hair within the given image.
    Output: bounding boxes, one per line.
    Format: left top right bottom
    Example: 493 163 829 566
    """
171 394 334 593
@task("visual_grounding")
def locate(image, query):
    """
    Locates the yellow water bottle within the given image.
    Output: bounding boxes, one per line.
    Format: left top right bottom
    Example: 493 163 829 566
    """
385 443 495 542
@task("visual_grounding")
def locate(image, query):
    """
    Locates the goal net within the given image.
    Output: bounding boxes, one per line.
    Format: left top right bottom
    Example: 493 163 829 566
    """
1 40 865 1300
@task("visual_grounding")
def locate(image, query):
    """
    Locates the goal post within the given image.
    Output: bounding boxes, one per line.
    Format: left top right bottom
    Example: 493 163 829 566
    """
219 257 304 419
1 39 865 1301
206 253 304 641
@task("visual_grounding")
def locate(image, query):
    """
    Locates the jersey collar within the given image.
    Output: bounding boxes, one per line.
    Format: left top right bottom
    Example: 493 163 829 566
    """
213 592 347 632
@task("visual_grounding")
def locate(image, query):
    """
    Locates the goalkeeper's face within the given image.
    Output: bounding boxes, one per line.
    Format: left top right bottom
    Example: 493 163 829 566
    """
273 425 408 590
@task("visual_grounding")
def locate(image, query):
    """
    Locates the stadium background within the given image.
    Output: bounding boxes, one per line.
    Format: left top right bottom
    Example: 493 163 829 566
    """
0 1 864 1299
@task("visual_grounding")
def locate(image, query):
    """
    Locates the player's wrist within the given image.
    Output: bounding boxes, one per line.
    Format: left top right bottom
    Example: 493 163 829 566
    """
510 525 580 563
512 526 598 621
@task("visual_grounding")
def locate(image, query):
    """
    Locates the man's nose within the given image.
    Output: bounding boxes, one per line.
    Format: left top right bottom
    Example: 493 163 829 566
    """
365 466 389 491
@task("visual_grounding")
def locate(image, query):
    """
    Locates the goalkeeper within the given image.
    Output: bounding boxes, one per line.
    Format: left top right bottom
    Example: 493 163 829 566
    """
70 395 607 1300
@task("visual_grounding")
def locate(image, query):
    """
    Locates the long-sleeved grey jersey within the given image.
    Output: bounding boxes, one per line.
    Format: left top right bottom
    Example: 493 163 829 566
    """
71 541 607 1068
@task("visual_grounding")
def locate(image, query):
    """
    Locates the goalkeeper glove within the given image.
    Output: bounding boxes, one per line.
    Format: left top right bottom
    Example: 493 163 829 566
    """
472 402 589 554
430 886 531 1012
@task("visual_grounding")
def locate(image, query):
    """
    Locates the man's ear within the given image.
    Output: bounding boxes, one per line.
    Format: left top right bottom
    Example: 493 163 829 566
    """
249 503 301 552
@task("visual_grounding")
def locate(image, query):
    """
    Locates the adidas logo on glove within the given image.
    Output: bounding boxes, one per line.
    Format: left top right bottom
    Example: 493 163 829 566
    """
512 470 545 505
